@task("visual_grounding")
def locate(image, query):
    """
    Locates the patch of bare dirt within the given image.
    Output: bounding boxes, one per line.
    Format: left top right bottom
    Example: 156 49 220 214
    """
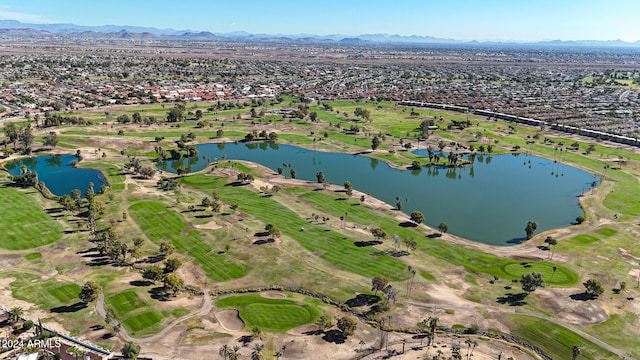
288 323 318 335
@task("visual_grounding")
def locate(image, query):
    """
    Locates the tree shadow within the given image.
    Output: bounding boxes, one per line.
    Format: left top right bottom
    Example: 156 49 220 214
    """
253 238 275 245
130 280 153 287
354 240 382 247
506 237 526 244
51 301 87 313
194 214 213 219
102 333 115 339
87 258 111 266
254 231 270 237
345 293 381 307
238 335 253 346
496 292 527 306
426 233 442 238
570 292 598 301
144 255 165 264
90 324 104 331
322 329 346 344
149 286 170 301
398 221 417 228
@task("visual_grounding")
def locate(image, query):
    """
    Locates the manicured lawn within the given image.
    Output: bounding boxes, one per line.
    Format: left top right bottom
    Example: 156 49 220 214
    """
216 294 321 332
108 290 149 317
128 201 246 281
179 175 409 281
503 262 575 285
571 234 600 245
5 272 81 310
505 314 617 360
0 187 63 250
122 310 165 333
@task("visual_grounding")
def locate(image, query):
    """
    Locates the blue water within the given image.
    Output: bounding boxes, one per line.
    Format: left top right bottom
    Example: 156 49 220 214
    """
5 155 108 197
160 143 598 246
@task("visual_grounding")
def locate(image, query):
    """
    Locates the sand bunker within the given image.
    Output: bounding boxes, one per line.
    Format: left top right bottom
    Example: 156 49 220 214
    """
260 292 286 299
216 310 244 331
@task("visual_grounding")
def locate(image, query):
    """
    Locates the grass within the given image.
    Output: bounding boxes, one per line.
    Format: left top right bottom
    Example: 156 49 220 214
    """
128 201 246 281
179 174 409 281
3 272 81 310
504 314 617 360
107 290 149 317
216 294 322 332
502 262 575 285
122 310 165 333
0 187 63 250
24 252 42 260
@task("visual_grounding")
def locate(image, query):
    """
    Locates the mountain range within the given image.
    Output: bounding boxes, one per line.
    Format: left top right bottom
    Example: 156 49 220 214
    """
1 19 640 48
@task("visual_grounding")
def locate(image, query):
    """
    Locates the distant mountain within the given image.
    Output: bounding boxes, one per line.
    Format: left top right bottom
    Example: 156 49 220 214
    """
0 19 639 48
0 19 184 36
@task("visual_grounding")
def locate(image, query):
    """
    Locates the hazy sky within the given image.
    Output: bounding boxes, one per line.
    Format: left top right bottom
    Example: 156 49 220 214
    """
1 0 639 42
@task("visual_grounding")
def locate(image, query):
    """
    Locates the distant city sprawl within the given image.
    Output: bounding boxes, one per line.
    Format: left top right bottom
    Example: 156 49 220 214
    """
1 36 640 138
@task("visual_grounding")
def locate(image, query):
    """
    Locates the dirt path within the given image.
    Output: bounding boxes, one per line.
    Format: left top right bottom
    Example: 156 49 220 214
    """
96 291 212 344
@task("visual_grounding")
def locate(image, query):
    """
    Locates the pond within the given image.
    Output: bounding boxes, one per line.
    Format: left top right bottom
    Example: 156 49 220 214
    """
5 155 108 197
162 142 598 246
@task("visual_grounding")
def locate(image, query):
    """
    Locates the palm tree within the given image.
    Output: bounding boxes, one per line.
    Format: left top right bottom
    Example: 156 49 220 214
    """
428 317 439 344
251 343 264 360
274 350 283 359
219 344 230 359
9 306 23 323
229 345 240 360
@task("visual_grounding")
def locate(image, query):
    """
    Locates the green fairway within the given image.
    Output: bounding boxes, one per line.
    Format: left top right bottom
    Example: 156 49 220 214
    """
128 201 246 281
122 310 165 333
179 174 409 281
505 314 617 360
503 262 575 285
0 187 63 250
216 294 321 332
108 290 149 317
5 272 81 310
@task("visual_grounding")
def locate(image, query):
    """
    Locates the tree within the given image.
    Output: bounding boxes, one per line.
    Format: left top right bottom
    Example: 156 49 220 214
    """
251 343 264 360
371 275 388 295
265 223 281 238
410 211 425 225
438 222 448 234
316 315 333 331
159 241 175 257
19 126 34 154
524 221 538 240
315 171 325 183
163 273 184 296
163 257 182 273
121 341 141 360
4 122 20 149
8 306 23 322
583 279 604 297
343 180 353 196
43 131 59 147
336 316 357 337
219 344 230 360
427 317 439 343
371 136 381 150
142 265 164 283
521 272 544 294
404 238 417 252
411 160 421 170
571 345 581 360
371 227 387 241
79 280 102 304
544 236 558 259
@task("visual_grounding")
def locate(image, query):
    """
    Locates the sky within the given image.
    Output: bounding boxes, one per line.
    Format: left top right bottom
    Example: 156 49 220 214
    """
0 0 639 42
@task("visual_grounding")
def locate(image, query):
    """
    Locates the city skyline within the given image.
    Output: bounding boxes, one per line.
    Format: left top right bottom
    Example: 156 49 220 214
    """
0 0 639 42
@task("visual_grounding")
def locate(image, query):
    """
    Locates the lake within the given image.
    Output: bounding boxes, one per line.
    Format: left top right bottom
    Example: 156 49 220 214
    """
161 142 598 246
5 155 108 197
